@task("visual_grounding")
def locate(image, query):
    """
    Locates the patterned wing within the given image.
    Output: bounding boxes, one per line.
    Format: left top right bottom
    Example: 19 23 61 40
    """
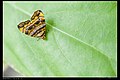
17 10 46 40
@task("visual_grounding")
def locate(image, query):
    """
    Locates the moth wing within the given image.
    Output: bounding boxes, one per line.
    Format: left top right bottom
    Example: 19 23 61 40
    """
31 10 43 20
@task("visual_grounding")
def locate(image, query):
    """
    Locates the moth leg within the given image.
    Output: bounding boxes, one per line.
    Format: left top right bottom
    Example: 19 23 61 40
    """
37 38 40 41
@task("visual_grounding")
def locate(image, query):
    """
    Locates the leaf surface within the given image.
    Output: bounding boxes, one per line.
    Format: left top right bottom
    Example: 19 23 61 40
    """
3 1 117 76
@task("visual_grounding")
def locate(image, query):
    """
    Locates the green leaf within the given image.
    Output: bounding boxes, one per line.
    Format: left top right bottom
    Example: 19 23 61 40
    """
3 1 117 76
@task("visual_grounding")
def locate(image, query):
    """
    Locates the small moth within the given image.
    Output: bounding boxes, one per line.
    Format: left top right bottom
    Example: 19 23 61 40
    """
17 10 46 39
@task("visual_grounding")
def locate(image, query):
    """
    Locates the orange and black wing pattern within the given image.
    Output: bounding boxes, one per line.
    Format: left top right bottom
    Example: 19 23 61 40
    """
17 10 46 39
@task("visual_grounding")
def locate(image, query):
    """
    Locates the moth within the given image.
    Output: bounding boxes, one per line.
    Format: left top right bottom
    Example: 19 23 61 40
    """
17 10 46 39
